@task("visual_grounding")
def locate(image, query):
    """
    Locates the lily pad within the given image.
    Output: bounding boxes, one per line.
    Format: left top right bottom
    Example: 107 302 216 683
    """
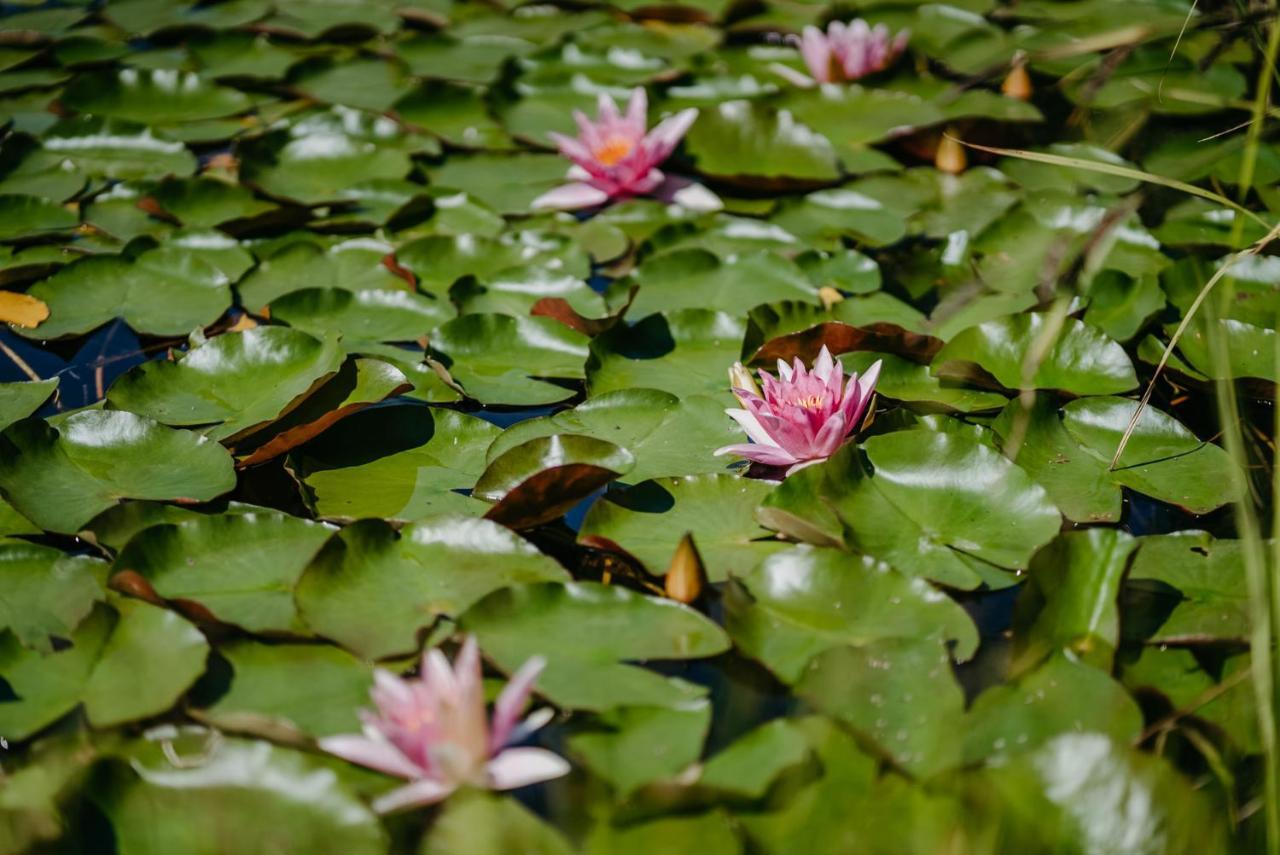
932 314 1137 395
0 411 236 534
111 510 334 634
17 248 232 339
294 405 498 522
588 310 746 402
459 581 730 711
474 435 635 529
625 249 818 318
485 389 740 483
297 516 569 659
197 640 374 739
0 541 106 652
725 545 979 684
430 314 589 406
579 474 781 581
684 100 840 187
106 327 344 443
62 69 252 125
0 377 56 431
1125 532 1250 644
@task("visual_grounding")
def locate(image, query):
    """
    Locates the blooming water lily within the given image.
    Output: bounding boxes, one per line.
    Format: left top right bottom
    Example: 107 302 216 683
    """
716 346 881 476
532 87 721 212
777 20 909 87
320 637 568 813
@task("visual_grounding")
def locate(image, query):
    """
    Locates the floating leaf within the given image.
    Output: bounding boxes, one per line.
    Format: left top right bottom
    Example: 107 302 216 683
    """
106 327 344 443
297 517 568 659
0 377 56 431
588 310 746 402
460 581 730 711
932 314 1137 395
625 249 818 319
112 511 334 634
0 411 236 534
474 435 635 529
569 701 710 797
62 69 252 125
197 640 373 739
1125 532 1250 644
0 541 105 652
486 389 740 483
431 314 589 406
579 475 781 581
294 405 498 522
684 100 841 187
725 545 978 684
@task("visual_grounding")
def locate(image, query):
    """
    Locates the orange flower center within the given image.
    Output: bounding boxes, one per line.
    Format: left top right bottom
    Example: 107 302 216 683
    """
793 394 825 410
595 135 634 167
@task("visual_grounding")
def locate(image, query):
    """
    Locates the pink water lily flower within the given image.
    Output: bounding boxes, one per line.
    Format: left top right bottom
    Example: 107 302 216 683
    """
319 637 568 813
716 346 881 476
779 20 909 86
532 87 721 212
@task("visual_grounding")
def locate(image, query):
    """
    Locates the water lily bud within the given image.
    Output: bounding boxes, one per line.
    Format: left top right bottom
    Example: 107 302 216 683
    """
1002 58 1032 101
818 286 844 309
935 130 967 174
665 533 707 604
728 361 762 405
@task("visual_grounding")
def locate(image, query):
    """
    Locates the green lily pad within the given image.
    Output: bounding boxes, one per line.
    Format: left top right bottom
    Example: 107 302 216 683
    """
106 327 343 443
0 194 78 241
696 718 812 798
0 411 236 534
36 116 196 181
288 57 412 113
294 405 498 522
684 100 840 187
625 249 818 319
90 734 387 854
992 395 1121 523
425 152 571 215
474 435 634 529
0 541 105 652
451 267 604 319
0 599 208 738
112 510 334 634
241 108 423 205
394 81 512 149
0 378 56 431
760 434 1061 590
797 638 964 777
782 84 945 152
1011 529 1136 672
61 69 253 125
770 188 909 249
297 516 569 659
1062 396 1244 515
397 231 589 297
932 314 1137 395
961 653 1142 765
198 640 373 739
420 790 574 855
579 474 781 581
485 389 740 483
459 581 730 711
588 310 746 402
569 701 711 797
843 351 1007 413
725 545 978 684
149 176 277 228
237 238 409 312
270 288 451 344
430 314 589 406
1126 532 1250 644
17 248 232 339
1120 647 1258 754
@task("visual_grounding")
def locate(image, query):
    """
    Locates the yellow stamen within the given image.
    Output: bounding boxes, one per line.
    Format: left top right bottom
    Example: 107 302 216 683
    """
595 135 634 167
794 395 825 410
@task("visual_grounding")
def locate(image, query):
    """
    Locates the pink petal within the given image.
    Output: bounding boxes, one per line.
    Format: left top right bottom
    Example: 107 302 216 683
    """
775 359 794 382
624 87 648 134
531 182 611 210
490 655 545 752
800 26 832 83
812 345 835 381
810 412 849 457
486 748 571 791
548 131 595 166
642 108 698 163
596 92 621 125
714 443 799 467
371 778 456 814
319 735 424 780
856 359 882 406
726 408 782 448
